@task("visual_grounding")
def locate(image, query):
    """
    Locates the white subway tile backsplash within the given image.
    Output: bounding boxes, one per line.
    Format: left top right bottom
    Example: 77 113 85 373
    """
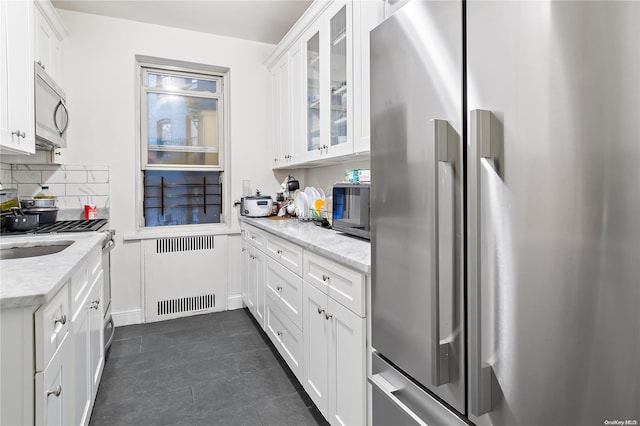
87 195 109 209
88 170 109 183
63 164 109 171
11 164 60 171
46 184 66 197
12 170 42 184
17 183 43 197
65 183 109 196
57 196 89 209
0 163 12 186
42 170 88 184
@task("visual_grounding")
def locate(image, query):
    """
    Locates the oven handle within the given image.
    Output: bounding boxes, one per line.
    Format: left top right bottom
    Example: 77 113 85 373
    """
104 315 115 352
102 239 116 254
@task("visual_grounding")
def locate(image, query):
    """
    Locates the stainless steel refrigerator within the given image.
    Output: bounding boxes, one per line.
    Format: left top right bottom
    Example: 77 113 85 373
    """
369 1 640 425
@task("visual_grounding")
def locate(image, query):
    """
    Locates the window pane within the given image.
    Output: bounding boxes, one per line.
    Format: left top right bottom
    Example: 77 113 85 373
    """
147 72 217 93
143 171 221 226
147 93 219 166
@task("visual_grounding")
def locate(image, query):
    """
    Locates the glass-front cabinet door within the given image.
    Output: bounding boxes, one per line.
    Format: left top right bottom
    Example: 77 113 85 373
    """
306 29 321 158
304 1 353 162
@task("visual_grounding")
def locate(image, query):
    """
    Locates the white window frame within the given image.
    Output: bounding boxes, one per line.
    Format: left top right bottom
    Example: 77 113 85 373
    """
134 55 232 235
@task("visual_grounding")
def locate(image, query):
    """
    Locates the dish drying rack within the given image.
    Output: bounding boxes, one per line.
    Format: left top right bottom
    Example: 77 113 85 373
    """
297 207 331 227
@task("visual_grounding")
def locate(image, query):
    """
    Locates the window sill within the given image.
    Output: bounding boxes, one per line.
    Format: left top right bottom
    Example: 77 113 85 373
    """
123 224 241 241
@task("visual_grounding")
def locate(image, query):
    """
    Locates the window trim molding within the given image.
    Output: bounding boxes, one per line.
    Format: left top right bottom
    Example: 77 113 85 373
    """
134 55 232 234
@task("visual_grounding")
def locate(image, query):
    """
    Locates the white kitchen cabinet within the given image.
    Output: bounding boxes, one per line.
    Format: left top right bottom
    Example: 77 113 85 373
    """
304 250 366 317
35 332 73 426
246 244 265 329
241 229 249 308
70 247 104 426
264 232 304 276
353 0 384 153
34 4 62 83
302 281 366 426
265 291 304 381
303 281 330 417
0 0 36 155
265 256 303 330
304 1 354 162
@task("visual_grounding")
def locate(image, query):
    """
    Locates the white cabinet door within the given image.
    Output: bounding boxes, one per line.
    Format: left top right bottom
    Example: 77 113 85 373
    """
328 297 366 426
34 6 62 83
246 245 257 315
288 40 304 166
271 68 281 169
241 237 248 306
0 0 35 155
353 0 384 153
88 274 104 400
265 294 303 380
303 282 329 418
72 297 91 426
254 249 266 328
35 333 72 426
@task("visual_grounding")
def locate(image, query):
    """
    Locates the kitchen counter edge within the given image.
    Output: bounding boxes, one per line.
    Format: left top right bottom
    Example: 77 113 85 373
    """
240 217 370 274
0 233 104 309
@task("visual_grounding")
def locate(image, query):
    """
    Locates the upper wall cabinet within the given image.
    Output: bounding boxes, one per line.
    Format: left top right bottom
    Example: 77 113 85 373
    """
0 0 36 155
267 0 383 169
0 0 67 157
34 2 64 84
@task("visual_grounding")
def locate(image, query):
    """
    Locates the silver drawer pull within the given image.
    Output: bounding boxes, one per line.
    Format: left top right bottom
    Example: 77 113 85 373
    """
276 331 283 337
90 299 101 309
54 314 67 326
46 385 62 397
322 275 330 282
277 286 283 291
325 312 333 320
277 249 283 254
317 307 325 315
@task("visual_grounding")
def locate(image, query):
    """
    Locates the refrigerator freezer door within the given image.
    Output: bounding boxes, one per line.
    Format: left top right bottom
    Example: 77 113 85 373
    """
467 1 640 425
370 353 467 426
370 0 464 413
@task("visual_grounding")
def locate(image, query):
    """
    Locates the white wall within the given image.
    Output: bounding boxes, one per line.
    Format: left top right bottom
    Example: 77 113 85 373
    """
57 10 279 322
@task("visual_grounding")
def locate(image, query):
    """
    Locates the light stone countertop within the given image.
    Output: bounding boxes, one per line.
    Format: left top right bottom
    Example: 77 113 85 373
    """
0 233 104 309
240 217 371 274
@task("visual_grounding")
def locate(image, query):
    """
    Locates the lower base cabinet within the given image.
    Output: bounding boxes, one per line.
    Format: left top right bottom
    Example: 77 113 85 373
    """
241 223 368 426
35 333 73 426
265 292 304 380
303 281 366 426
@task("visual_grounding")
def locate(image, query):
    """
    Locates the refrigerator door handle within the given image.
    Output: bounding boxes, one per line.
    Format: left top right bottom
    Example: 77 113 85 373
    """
368 374 429 426
430 119 456 386
468 109 500 416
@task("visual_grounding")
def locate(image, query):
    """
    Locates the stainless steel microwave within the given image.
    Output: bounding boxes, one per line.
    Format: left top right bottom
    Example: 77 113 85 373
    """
332 183 370 240
35 63 68 149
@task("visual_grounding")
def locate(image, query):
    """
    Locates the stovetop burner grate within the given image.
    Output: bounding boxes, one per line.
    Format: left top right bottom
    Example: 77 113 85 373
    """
1 219 109 235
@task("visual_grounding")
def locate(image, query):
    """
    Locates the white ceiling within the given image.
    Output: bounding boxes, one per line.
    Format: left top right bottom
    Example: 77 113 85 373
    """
52 0 313 45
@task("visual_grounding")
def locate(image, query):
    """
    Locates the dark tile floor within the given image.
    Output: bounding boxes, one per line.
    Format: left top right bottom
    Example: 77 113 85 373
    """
90 308 328 426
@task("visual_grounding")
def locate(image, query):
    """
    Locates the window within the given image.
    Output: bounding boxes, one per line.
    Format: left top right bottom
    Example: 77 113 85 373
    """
139 61 226 227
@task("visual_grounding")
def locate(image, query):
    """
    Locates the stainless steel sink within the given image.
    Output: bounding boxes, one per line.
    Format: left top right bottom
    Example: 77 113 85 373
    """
0 242 73 260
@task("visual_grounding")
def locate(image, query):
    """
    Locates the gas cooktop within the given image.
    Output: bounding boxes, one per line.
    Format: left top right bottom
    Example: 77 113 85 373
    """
0 219 109 235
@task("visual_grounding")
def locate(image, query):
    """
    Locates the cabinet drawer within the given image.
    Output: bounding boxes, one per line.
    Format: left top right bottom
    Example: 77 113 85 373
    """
265 293 303 381
35 331 71 426
246 226 266 250
304 251 366 317
265 233 303 275
266 256 303 330
35 284 70 372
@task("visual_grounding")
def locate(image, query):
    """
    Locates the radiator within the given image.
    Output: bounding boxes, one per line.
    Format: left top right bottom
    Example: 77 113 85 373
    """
143 235 227 322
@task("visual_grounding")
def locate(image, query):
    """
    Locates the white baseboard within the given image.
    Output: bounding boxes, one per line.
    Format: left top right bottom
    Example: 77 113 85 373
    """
227 294 245 310
111 309 143 327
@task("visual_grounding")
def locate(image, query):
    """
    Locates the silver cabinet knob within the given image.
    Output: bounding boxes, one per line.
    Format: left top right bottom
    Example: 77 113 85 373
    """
90 299 101 309
325 312 333 320
11 130 26 138
37 60 46 70
322 275 330 282
276 331 283 337
46 385 62 397
317 307 325 315
54 314 67 326
276 249 283 254
276 286 282 291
